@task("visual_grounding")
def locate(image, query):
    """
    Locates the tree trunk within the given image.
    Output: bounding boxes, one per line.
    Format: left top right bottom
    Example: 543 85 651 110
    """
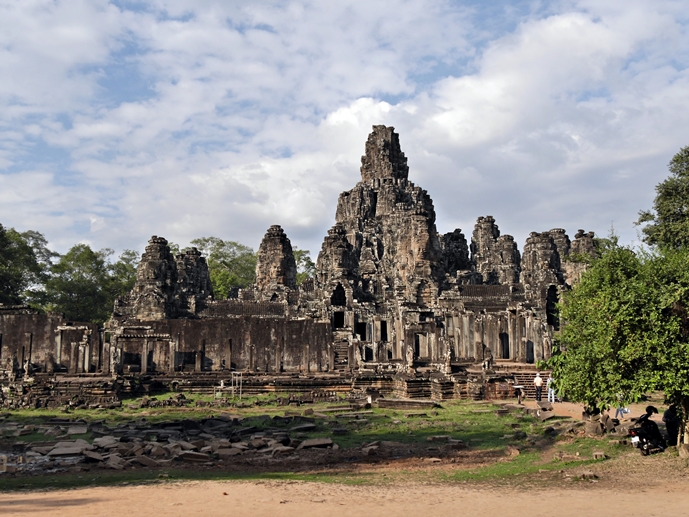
682 397 689 445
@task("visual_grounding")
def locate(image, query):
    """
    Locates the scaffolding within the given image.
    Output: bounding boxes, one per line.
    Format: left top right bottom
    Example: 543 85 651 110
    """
214 372 243 400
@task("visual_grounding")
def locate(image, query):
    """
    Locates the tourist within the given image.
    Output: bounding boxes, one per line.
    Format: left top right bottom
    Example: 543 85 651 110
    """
533 372 544 401
546 374 555 403
614 393 627 420
663 404 681 447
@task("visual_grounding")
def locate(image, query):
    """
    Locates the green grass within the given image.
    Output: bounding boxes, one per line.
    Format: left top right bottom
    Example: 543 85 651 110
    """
0 468 374 492
0 398 632 491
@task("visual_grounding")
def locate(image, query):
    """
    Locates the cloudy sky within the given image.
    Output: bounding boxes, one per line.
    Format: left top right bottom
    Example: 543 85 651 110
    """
1 0 688 259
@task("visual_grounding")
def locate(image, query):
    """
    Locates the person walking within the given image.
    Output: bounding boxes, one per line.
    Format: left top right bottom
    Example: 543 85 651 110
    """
533 372 544 402
546 374 555 403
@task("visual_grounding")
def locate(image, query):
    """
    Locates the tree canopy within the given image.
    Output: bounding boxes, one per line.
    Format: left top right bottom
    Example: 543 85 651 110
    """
294 247 316 285
190 237 257 299
0 225 52 305
551 239 689 442
42 245 140 324
637 145 689 249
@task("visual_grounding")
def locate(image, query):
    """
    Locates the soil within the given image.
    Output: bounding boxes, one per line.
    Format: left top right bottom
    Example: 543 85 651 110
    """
0 474 687 517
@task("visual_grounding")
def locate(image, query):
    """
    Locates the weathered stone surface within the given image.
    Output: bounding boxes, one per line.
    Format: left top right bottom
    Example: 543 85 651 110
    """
471 217 521 285
177 451 211 462
0 124 597 402
255 225 297 296
217 448 243 458
297 438 333 449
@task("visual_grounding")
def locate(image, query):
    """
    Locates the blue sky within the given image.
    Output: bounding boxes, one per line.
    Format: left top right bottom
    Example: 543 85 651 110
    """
1 0 689 258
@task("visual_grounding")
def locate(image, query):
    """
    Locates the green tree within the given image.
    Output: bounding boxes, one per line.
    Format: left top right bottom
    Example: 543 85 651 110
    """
43 244 114 324
637 145 689 248
190 237 257 298
109 249 140 296
550 243 689 443
293 247 316 285
0 224 47 305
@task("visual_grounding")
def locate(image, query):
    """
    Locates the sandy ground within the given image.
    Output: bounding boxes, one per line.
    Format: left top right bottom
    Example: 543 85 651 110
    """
1 479 688 517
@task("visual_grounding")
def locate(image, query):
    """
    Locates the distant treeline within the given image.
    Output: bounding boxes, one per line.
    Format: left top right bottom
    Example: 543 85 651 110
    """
0 230 314 325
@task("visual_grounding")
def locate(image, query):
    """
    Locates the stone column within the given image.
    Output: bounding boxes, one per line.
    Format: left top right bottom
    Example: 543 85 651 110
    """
141 341 149 373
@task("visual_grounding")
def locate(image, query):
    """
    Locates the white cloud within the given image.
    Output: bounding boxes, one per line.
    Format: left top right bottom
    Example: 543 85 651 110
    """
0 0 688 260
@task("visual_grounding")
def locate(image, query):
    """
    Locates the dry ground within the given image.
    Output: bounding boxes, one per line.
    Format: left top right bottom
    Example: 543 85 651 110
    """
0 474 687 517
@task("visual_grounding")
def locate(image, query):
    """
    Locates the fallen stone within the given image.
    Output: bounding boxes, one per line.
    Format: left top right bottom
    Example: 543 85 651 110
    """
362 446 378 456
217 448 243 459
592 451 608 460
424 457 442 463
537 401 553 411
177 451 211 462
67 426 88 436
427 435 451 442
83 451 104 462
538 410 556 422
505 445 521 457
134 455 160 467
93 436 118 448
584 421 603 436
448 440 467 450
48 446 86 457
290 424 316 433
297 438 333 449
149 444 168 458
380 441 406 447
579 470 598 480
271 446 295 457
249 438 267 449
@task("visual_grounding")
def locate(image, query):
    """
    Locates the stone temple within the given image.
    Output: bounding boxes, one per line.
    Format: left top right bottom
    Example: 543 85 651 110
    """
0 126 596 406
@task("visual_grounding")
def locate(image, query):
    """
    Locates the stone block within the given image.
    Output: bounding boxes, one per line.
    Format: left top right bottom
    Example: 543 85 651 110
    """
448 440 467 450
296 438 333 449
427 435 451 442
134 455 160 467
584 421 603 436
83 451 104 462
362 446 378 456
217 448 243 459
48 446 86 457
505 445 521 457
177 451 211 462
271 446 295 457
538 410 555 421
93 436 118 448
290 424 316 433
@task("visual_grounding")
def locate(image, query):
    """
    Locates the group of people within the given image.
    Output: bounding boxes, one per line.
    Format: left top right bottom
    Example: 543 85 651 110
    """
532 372 557 402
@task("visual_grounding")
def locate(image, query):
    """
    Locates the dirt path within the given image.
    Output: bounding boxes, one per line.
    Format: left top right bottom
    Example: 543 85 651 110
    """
1 479 688 517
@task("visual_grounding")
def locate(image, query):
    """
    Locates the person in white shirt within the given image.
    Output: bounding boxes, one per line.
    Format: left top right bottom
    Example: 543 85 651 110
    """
533 372 544 401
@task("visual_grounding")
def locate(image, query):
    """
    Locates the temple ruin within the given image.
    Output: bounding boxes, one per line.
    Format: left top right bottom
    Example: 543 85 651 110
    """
0 125 597 406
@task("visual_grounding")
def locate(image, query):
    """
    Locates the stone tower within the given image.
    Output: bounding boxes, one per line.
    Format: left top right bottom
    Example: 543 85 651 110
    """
255 225 297 292
317 125 444 307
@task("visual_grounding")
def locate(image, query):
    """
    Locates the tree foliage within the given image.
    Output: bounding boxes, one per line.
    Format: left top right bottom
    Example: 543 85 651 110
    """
0 224 51 305
293 247 316 285
550 242 689 442
637 145 689 249
39 245 139 324
190 237 257 298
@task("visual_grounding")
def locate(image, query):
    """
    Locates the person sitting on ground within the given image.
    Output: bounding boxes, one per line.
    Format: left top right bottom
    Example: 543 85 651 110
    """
663 404 681 447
